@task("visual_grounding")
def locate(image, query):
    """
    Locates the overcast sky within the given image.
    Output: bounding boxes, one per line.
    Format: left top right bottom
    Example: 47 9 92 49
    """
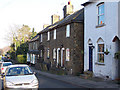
0 0 88 48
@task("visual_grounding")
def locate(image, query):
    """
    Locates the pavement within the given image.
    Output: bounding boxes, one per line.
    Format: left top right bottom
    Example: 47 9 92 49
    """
31 66 120 88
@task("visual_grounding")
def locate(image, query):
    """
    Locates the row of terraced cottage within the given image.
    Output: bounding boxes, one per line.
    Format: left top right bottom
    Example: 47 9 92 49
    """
27 0 120 80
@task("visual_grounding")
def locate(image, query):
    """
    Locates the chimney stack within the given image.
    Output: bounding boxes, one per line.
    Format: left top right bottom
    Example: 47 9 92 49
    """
51 14 60 25
43 24 49 29
63 1 74 18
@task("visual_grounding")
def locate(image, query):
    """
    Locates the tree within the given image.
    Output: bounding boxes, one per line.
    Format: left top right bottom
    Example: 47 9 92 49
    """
5 24 21 44
17 25 31 44
30 28 37 39
6 24 33 61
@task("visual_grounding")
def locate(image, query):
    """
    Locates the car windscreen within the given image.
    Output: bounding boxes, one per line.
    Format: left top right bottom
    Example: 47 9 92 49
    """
6 66 33 76
3 63 12 66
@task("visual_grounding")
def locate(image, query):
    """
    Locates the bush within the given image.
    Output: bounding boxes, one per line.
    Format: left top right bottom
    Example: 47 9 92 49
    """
17 55 26 63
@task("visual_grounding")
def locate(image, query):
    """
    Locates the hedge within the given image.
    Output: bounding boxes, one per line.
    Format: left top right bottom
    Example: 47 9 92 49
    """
17 55 26 63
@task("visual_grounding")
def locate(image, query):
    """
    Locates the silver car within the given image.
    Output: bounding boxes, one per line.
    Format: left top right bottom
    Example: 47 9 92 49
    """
3 64 39 89
1 62 12 74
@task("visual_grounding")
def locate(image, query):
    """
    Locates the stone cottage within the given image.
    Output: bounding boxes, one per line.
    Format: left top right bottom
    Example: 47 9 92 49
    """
36 2 84 75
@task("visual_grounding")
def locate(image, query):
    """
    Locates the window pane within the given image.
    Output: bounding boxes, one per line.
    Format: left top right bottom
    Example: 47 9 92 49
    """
41 34 42 42
48 32 50 40
98 15 104 25
98 44 104 52
66 25 70 37
53 48 56 59
66 48 70 61
98 4 104 15
47 49 50 58
40 50 42 57
54 29 56 39
98 54 104 63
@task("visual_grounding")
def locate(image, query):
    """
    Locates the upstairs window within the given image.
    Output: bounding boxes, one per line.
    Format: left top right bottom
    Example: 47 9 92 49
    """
40 34 42 42
47 31 50 41
33 42 35 50
66 25 70 37
98 3 104 25
36 42 38 50
54 29 56 39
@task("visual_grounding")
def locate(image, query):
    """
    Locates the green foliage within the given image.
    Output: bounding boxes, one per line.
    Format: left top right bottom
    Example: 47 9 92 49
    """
7 51 15 60
30 28 37 39
17 55 26 63
7 24 36 63
16 42 28 55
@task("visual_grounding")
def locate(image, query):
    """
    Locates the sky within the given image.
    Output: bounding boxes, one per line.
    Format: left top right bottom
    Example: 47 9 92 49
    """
0 0 88 49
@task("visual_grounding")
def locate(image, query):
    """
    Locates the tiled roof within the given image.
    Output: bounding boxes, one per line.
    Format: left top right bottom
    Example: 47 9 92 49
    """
38 8 84 34
29 35 39 42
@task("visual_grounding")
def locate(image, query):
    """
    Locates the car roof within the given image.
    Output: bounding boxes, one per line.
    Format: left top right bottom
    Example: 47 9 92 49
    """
7 64 29 68
2 62 12 64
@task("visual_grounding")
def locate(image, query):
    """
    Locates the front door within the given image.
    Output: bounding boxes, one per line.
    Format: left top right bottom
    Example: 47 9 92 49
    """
89 46 93 71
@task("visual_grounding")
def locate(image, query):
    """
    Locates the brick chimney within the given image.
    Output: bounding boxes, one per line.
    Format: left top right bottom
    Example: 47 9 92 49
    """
51 14 60 25
43 24 49 29
63 1 74 18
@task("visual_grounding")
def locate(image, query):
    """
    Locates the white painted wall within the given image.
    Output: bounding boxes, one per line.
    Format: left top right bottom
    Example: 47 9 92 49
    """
118 1 120 38
84 1 119 80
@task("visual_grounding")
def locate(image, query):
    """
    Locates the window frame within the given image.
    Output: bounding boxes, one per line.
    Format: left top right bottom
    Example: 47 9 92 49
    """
66 48 70 61
97 3 104 25
66 25 70 37
47 31 50 41
47 48 50 59
40 50 43 58
40 34 42 42
97 43 104 63
53 48 56 60
54 29 56 40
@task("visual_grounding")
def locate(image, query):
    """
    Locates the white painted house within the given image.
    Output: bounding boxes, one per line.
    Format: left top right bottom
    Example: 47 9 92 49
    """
82 1 120 80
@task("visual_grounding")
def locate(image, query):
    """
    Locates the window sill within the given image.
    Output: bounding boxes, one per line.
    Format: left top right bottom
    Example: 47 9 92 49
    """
95 62 105 66
96 23 105 28
66 36 70 38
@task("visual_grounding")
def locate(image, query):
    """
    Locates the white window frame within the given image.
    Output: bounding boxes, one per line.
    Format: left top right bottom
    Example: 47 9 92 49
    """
33 42 35 50
40 34 42 42
97 3 104 25
97 42 104 63
36 42 38 50
47 31 50 41
66 48 70 61
53 48 56 60
47 48 50 58
40 50 42 57
66 25 70 37
54 29 56 39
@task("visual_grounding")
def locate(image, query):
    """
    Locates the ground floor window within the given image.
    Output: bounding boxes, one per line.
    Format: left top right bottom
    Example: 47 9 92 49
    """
47 48 50 59
40 50 43 57
66 48 70 61
98 44 104 63
53 48 56 60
